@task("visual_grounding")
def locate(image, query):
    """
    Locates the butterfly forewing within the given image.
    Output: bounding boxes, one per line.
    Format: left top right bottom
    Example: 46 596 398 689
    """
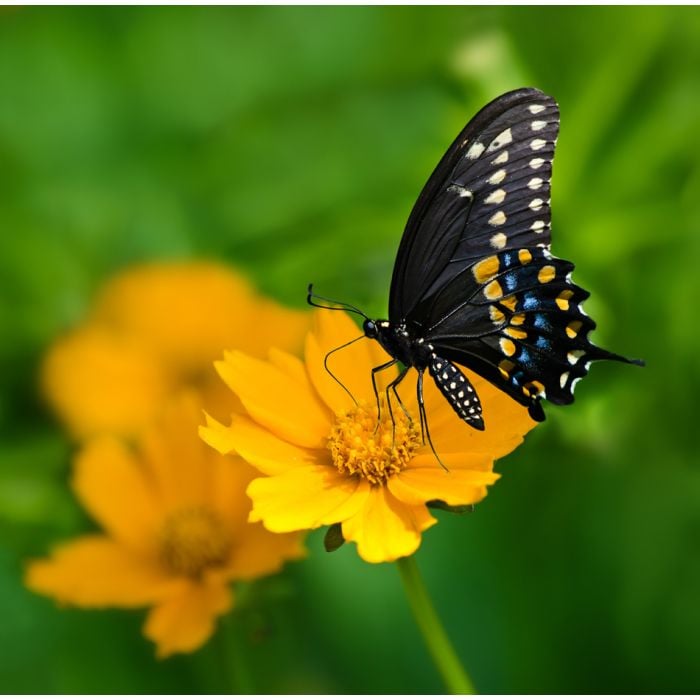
389 88 559 323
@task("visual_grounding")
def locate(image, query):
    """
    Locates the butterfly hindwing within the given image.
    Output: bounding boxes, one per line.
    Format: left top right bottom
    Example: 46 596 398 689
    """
421 246 635 417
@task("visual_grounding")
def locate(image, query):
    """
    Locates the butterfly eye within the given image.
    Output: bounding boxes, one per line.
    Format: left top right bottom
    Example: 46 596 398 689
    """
363 320 378 338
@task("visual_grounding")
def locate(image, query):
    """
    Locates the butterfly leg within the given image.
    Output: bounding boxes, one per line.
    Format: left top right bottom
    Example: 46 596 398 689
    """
417 370 427 443
417 369 449 472
384 366 410 446
370 359 398 431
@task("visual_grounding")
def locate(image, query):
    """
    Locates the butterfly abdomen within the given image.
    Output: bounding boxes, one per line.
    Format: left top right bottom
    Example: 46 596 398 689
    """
428 355 484 430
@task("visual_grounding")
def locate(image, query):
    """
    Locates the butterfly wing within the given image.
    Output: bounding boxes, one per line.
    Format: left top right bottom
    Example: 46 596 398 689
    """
422 246 641 418
389 87 558 323
389 87 641 420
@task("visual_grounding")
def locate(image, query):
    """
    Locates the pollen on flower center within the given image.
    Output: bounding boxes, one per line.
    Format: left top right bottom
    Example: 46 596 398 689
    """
159 506 231 578
328 400 421 485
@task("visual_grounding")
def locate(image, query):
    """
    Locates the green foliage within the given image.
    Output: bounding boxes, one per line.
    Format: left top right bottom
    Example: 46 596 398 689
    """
1 6 699 692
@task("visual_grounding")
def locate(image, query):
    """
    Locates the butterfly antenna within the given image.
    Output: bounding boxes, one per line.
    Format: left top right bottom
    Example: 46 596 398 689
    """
323 335 365 406
307 284 369 320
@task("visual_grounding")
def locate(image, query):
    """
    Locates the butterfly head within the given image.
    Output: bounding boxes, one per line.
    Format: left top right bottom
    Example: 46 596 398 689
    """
362 319 379 339
363 319 395 344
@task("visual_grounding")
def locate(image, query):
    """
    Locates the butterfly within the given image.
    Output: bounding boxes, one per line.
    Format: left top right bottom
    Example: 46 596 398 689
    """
309 87 643 448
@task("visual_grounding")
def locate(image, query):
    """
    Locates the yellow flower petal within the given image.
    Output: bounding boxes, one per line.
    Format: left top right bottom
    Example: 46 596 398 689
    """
46 262 311 438
305 310 396 414
388 467 499 507
201 306 536 566
247 466 370 532
41 326 171 440
209 451 258 533
357 365 534 461
404 365 537 459
199 412 240 456
24 536 174 607
341 487 437 563
143 577 233 658
227 523 306 580
388 367 537 460
215 350 331 449
239 296 312 360
204 412 321 476
139 393 212 511
207 449 308 577
408 446 496 470
93 261 258 378
267 347 309 385
200 369 246 425
72 437 161 553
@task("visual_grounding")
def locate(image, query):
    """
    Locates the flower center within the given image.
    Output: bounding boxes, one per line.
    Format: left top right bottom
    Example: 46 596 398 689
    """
159 506 231 578
328 400 420 485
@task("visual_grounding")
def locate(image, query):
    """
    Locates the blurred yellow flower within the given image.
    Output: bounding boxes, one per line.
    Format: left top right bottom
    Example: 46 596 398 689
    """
41 261 311 440
202 310 537 564
26 393 305 658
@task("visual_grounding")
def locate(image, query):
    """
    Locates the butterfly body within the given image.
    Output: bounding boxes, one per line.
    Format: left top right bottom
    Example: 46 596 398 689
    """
363 318 487 428
310 87 642 434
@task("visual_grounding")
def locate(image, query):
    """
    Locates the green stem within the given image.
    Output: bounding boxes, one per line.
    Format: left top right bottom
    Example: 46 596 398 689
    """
218 611 256 694
397 556 475 694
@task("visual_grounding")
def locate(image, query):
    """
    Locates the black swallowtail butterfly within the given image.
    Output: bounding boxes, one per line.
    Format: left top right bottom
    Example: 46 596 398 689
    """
309 88 643 447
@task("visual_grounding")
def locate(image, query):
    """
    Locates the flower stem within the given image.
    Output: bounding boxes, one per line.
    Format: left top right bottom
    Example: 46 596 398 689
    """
218 611 256 694
396 555 475 694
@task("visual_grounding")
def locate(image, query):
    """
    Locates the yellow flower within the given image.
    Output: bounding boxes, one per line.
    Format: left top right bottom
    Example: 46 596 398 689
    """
25 393 305 658
41 261 311 440
202 310 536 564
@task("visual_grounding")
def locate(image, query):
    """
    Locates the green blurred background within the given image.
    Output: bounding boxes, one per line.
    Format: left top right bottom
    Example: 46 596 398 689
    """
1 5 699 693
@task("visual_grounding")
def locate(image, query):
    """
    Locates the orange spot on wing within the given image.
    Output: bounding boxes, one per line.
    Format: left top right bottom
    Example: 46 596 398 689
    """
501 295 517 311
556 290 574 311
523 380 545 397
537 265 556 284
473 256 501 284
566 321 583 338
518 249 533 265
489 306 505 324
499 338 516 357
504 327 527 340
485 280 503 300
